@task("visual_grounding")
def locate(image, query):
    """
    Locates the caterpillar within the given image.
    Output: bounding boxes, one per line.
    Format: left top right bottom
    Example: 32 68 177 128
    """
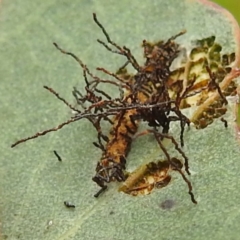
88 14 193 197
11 13 236 204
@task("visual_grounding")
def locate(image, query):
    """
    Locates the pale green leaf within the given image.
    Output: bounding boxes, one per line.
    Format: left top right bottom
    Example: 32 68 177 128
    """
1 0 240 239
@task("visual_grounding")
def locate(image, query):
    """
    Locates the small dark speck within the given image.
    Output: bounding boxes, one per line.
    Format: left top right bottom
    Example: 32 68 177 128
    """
160 199 175 210
109 211 114 215
53 150 62 162
64 201 75 208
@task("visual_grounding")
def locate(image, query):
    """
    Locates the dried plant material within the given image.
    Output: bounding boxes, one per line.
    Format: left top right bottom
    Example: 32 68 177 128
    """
168 36 238 128
120 157 197 204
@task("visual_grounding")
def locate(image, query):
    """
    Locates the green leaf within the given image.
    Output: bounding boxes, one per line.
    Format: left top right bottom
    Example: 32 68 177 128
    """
1 0 240 239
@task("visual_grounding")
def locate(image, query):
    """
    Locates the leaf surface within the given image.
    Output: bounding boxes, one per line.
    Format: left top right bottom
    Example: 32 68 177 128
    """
1 0 240 239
